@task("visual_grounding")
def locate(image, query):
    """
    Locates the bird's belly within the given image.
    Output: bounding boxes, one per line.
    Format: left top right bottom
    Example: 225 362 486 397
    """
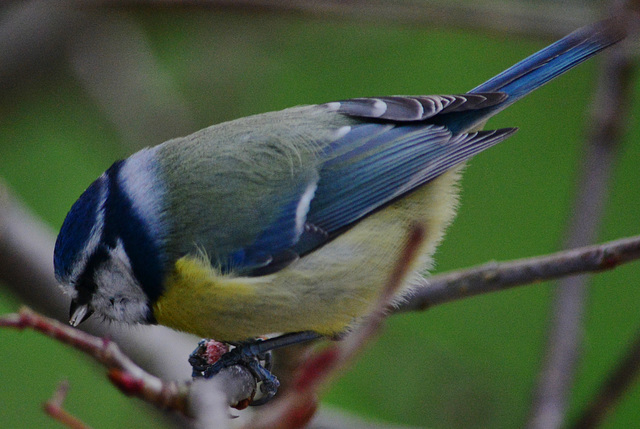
153 167 463 341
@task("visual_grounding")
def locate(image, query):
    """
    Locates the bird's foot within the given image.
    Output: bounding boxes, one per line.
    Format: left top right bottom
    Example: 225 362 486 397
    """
188 331 321 405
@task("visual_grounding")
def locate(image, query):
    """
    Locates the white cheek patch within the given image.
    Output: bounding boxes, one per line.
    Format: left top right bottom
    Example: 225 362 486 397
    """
58 283 78 299
91 239 150 324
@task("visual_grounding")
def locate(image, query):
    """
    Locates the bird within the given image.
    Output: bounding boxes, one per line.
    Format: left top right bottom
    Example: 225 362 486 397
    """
54 18 624 382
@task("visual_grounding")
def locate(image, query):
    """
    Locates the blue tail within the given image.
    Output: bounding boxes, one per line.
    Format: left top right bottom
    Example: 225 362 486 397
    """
471 19 625 97
449 18 625 132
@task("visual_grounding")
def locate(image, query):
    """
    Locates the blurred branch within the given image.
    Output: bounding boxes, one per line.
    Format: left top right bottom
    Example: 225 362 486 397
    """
101 0 596 38
67 13 197 148
0 1 195 151
570 327 640 429
0 1 82 84
43 381 91 429
1 0 600 100
309 407 422 429
0 183 69 320
400 234 640 312
527 6 637 428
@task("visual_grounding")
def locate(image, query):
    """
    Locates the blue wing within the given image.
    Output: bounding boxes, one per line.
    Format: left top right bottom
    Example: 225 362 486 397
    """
296 123 516 254
231 120 515 273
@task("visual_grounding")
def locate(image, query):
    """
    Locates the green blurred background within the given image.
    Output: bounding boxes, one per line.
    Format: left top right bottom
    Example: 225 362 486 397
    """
1 3 639 428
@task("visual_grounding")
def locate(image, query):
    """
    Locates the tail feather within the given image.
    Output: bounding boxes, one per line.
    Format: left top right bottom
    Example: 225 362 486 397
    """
443 18 627 133
472 18 625 99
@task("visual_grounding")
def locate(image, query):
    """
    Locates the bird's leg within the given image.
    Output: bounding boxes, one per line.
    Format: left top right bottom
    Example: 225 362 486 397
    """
188 331 321 405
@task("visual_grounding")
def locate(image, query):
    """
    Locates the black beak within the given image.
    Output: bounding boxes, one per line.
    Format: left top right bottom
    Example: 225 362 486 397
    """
69 298 94 327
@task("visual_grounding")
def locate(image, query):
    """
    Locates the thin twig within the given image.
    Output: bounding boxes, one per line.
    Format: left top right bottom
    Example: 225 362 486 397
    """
0 308 255 418
247 225 426 429
43 381 91 429
527 7 636 428
67 13 196 149
399 234 640 312
0 308 190 414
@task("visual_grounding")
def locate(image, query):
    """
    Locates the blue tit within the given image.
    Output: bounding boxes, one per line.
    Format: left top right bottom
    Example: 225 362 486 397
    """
54 19 623 343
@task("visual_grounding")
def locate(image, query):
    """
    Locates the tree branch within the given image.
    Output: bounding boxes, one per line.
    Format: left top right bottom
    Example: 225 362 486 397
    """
527 7 636 427
0 307 253 419
43 381 91 429
570 327 640 429
0 309 189 410
399 234 640 312
99 0 596 38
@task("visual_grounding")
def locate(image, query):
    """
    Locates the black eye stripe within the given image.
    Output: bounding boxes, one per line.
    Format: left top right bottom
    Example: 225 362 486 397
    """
71 161 120 307
75 246 109 306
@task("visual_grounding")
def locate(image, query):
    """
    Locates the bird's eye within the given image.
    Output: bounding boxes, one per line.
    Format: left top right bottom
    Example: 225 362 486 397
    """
109 297 115 305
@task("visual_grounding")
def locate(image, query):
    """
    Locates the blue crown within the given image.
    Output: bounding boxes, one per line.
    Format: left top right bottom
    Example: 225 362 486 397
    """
54 176 106 282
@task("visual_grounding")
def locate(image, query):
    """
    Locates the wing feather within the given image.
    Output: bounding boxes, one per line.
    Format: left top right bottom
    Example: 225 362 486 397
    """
302 125 517 240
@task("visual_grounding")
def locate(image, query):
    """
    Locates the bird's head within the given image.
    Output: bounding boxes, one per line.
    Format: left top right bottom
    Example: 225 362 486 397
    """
54 149 166 327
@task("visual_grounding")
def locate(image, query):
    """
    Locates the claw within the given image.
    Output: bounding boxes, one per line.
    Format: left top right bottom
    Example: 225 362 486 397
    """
247 358 279 405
